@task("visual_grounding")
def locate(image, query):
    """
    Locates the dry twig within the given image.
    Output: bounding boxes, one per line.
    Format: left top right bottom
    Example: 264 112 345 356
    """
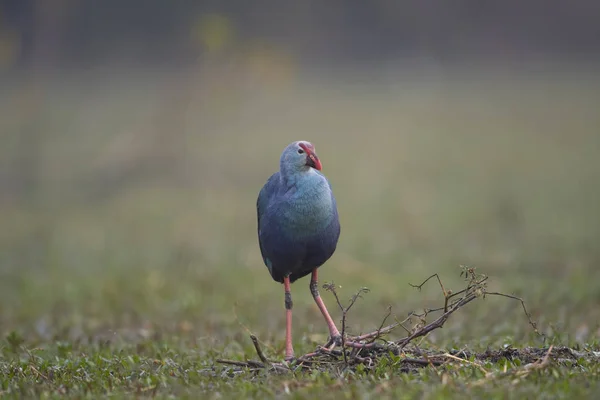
216 266 547 374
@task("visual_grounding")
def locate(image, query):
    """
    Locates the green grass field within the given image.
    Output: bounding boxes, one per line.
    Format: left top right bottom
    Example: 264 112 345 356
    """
1 65 600 398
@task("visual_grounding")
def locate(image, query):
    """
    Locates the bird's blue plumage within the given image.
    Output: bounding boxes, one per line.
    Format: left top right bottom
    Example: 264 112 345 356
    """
257 141 341 283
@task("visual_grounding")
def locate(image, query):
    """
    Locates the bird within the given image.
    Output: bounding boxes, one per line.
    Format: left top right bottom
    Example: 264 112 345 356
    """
257 140 342 360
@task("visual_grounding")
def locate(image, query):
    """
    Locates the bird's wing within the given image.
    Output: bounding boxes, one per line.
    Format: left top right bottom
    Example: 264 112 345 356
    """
257 173 280 228
257 172 280 263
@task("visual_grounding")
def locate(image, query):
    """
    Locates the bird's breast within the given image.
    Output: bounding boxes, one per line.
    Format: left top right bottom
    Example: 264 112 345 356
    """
277 189 336 237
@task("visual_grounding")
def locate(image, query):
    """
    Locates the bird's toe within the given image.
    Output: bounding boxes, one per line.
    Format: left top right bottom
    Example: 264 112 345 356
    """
327 334 343 348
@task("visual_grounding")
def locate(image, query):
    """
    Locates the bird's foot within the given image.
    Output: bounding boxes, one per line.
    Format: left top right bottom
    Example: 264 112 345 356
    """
325 334 343 349
323 335 376 352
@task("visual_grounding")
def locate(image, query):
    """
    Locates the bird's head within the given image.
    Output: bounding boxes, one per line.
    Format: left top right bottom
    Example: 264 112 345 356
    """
280 141 322 173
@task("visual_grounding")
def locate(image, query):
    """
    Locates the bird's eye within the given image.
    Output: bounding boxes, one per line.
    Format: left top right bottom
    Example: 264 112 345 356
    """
297 149 304 154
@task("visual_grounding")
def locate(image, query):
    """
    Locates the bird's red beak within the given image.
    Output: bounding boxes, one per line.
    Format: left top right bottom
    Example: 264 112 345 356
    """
306 152 322 171
299 143 322 171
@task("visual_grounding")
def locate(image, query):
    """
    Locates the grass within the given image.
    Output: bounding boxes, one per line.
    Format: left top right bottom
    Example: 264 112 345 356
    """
1 63 600 398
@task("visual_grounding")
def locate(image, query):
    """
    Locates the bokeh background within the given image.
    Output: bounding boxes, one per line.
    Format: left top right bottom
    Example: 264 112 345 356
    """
1 0 600 355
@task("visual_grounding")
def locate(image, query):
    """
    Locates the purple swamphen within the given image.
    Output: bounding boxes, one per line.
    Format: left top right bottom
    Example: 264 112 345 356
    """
257 141 341 360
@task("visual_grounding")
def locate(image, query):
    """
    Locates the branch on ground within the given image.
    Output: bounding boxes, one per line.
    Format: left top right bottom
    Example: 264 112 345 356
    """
217 265 551 373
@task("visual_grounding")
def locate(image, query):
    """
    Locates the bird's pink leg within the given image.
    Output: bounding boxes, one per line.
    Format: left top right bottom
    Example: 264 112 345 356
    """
283 276 294 360
310 269 341 343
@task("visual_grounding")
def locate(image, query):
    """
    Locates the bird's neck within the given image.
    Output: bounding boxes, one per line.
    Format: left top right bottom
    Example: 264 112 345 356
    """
280 161 310 181
281 166 318 188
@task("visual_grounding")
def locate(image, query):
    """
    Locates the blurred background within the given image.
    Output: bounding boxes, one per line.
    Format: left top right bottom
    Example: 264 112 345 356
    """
1 1 599 351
